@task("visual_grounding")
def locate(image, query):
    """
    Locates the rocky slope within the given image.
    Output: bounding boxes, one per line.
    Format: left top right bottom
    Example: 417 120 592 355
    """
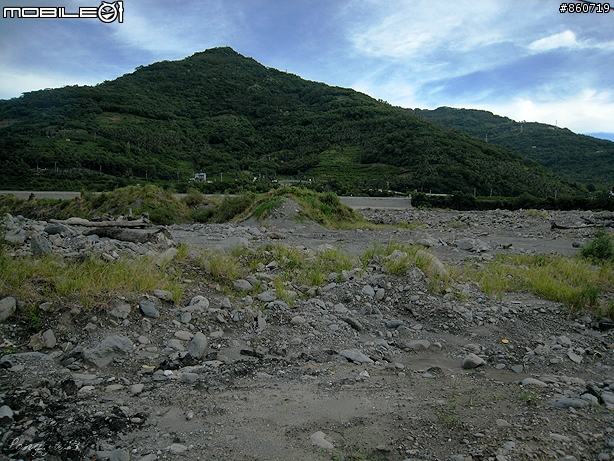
1 207 614 461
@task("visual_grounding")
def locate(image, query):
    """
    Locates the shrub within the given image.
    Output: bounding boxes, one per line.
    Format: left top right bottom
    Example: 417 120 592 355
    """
580 230 614 264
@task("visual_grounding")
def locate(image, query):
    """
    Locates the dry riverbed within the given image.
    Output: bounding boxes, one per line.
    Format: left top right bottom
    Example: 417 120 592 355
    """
1 203 614 461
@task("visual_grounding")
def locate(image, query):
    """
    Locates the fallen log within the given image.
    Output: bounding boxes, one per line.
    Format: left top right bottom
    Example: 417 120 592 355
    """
82 227 172 244
551 221 614 230
49 217 151 228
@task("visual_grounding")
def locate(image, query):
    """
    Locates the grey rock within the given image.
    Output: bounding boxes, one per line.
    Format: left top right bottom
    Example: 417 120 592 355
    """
95 449 130 461
130 383 145 395
180 372 199 383
174 330 193 341
233 279 253 291
341 317 363 331
30 233 52 255
139 300 160 318
406 340 431 352
522 377 548 387
257 312 267 330
180 312 192 324
0 296 16 322
109 302 131 319
361 285 375 297
291 316 306 325
221 297 233 309
44 223 70 235
461 353 485 369
511 365 524 373
310 431 334 450
549 397 589 408
156 247 178 265
0 405 14 422
168 443 188 454
385 319 404 329
186 332 208 359
567 350 583 363
42 329 57 348
188 295 209 310
167 339 185 351
257 290 277 302
4 227 28 244
82 336 135 367
375 288 385 300
28 332 45 351
154 289 174 302
137 455 158 461
339 349 374 364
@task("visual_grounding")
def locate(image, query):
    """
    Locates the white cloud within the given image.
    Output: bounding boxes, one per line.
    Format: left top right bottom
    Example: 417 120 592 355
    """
474 89 614 134
529 30 578 52
0 69 100 99
111 1 240 57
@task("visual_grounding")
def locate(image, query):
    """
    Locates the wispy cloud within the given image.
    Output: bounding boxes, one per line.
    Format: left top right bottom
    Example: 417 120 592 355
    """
529 30 578 52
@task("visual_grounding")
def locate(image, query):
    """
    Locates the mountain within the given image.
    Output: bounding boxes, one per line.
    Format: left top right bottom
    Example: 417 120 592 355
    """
0 47 582 196
414 107 614 188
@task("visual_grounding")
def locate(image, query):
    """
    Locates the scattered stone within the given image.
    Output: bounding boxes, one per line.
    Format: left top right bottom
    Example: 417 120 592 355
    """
139 300 160 318
257 290 277 302
156 247 179 265
291 316 306 325
109 302 131 319
188 295 209 310
341 317 363 331
339 349 374 364
82 336 135 367
361 285 375 297
154 289 174 302
0 296 17 322
511 365 524 373
233 279 253 291
406 339 431 352
4 227 28 244
186 332 208 359
522 378 548 387
310 431 334 450
168 443 188 455
0 405 14 422
461 353 485 369
30 233 53 255
567 350 583 363
42 328 57 348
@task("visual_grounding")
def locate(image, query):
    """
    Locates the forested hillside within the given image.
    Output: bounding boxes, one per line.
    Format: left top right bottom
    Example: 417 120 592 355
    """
415 106 614 188
0 47 582 196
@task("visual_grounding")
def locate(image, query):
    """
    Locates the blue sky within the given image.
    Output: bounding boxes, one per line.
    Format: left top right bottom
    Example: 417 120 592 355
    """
1 0 614 138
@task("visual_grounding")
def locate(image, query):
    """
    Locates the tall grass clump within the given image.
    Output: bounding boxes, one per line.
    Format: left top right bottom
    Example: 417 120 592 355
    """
580 230 614 264
0 250 182 309
210 194 256 222
250 196 284 219
468 252 614 314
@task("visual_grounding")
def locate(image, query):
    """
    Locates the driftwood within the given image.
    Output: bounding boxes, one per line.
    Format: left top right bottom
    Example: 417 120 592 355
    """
49 217 151 228
551 221 614 230
82 227 172 244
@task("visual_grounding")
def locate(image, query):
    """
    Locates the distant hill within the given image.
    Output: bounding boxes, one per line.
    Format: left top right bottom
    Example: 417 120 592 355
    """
0 47 582 196
414 107 614 188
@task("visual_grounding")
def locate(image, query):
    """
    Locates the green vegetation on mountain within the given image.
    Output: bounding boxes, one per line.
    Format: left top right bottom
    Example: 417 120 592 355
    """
0 47 583 197
414 106 614 188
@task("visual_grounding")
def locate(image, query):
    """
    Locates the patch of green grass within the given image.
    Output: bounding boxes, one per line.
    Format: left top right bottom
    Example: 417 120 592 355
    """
250 196 284 219
466 252 614 315
580 229 614 264
196 250 246 284
0 250 183 308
